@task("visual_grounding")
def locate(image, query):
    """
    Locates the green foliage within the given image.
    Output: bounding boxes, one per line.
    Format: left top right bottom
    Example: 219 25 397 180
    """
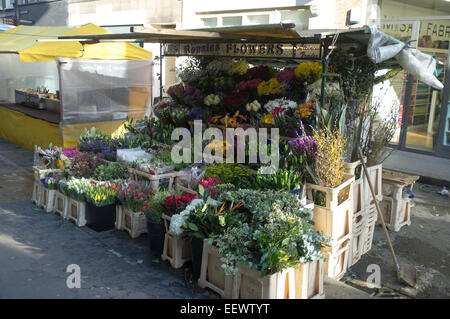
213 189 329 276
315 101 347 136
205 163 254 188
182 198 244 240
94 163 127 181
255 168 302 192
145 190 171 222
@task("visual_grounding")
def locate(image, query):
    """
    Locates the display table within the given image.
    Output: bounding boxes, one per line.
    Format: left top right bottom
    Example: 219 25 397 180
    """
0 104 128 151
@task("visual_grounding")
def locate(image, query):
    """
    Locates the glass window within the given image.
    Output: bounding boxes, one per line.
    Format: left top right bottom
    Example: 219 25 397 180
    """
201 17 218 28
222 16 242 27
380 0 450 18
247 14 270 25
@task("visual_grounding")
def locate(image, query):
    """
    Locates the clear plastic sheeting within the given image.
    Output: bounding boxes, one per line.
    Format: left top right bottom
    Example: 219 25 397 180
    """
0 53 59 103
57 58 152 125
367 26 443 90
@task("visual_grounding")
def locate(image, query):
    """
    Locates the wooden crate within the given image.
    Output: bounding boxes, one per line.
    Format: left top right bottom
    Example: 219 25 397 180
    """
293 259 325 299
361 220 377 255
66 198 87 227
40 188 56 213
53 191 68 218
362 164 383 206
305 175 354 248
198 241 234 298
115 205 147 238
33 166 63 182
128 167 179 191
323 238 350 280
348 229 364 267
161 214 191 269
379 196 411 232
231 259 324 299
32 181 42 206
344 160 363 215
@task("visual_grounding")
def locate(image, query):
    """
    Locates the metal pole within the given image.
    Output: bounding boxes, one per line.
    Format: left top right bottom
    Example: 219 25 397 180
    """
14 0 19 25
159 42 163 102
398 73 414 150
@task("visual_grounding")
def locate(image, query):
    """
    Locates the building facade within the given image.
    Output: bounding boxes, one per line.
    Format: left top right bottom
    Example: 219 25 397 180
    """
0 0 68 26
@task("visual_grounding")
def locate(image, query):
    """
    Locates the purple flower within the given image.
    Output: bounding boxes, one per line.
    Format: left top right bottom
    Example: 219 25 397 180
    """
187 106 206 120
288 136 318 157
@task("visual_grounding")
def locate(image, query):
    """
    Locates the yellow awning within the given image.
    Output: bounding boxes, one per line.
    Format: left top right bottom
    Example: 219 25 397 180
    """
0 23 152 62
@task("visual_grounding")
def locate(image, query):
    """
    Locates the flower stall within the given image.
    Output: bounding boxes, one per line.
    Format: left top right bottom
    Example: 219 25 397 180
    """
26 24 445 299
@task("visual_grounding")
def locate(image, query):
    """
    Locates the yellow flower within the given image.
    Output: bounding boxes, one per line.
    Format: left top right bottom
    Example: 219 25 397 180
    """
262 112 274 125
294 62 322 84
228 61 249 76
295 101 315 118
56 160 65 170
257 78 284 96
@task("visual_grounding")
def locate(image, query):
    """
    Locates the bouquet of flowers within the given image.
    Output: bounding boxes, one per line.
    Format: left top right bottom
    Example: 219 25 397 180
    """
116 179 153 213
85 184 117 207
66 177 93 202
34 144 62 169
164 193 198 217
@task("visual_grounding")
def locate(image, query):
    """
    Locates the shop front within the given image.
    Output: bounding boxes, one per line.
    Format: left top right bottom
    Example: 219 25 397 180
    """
371 1 450 158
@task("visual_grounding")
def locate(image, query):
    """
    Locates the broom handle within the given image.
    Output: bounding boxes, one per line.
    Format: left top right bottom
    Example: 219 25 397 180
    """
358 148 400 269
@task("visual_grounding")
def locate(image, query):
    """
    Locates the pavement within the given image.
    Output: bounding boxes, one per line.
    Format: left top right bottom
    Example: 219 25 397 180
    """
1 137 448 299
383 148 450 187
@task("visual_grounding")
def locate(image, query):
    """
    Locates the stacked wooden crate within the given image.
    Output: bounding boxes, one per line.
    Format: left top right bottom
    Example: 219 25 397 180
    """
304 174 354 280
345 162 382 267
379 169 419 232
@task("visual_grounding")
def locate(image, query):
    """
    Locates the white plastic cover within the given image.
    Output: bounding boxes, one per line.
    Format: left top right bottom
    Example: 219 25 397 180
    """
117 148 154 163
0 53 59 103
57 58 152 125
367 25 443 90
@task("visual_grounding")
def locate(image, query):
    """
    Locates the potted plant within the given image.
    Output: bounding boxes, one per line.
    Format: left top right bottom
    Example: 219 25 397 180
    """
115 179 153 238
144 191 171 260
213 189 329 299
179 182 230 278
84 183 118 232
39 175 59 212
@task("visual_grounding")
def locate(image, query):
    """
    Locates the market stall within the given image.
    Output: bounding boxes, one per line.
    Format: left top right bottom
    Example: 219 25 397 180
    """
27 24 442 298
0 23 153 150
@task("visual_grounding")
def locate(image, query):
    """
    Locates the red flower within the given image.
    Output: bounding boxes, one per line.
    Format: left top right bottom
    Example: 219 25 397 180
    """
165 196 174 207
181 193 198 203
141 204 149 212
222 92 249 106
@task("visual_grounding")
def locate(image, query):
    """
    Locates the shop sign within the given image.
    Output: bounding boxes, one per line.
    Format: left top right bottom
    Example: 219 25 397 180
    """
164 42 321 60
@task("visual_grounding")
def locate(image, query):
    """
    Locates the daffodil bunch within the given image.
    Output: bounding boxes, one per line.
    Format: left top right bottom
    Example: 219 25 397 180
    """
257 78 284 96
294 62 322 84
228 61 249 76
204 94 221 106
245 100 261 112
86 184 117 207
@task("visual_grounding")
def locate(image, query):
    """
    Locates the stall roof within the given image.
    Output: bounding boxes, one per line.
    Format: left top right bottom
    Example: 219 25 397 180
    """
0 23 152 62
56 23 372 44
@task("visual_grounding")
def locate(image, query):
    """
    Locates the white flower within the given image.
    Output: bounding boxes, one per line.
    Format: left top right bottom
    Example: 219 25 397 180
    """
169 214 186 235
245 100 261 112
263 98 297 112
204 94 221 106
